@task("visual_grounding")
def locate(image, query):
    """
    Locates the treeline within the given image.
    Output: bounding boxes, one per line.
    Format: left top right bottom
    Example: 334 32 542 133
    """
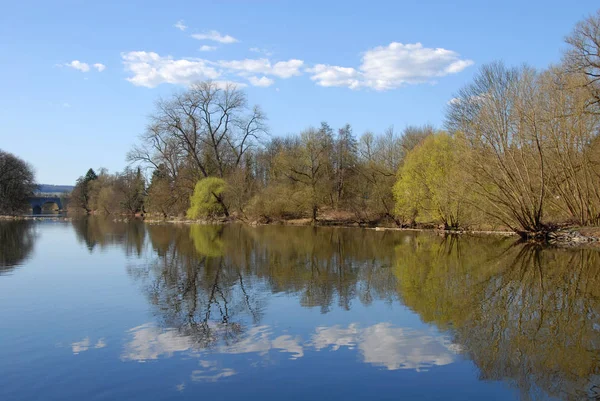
126 79 432 225
71 11 600 237
72 79 433 224
70 167 145 215
0 150 36 215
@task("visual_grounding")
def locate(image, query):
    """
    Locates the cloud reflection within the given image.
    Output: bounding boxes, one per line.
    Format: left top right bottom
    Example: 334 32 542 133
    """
71 337 106 354
311 323 460 371
122 321 459 378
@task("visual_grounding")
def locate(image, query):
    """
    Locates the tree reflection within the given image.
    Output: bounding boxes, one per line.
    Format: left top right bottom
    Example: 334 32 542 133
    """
71 217 146 255
70 218 600 399
395 235 600 401
126 224 399 349
0 220 36 272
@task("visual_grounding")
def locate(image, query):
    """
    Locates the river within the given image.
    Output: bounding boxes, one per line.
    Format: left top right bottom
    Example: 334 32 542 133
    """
0 218 599 400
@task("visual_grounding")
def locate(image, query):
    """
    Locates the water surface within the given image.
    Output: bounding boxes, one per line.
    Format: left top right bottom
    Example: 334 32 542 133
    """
0 219 599 401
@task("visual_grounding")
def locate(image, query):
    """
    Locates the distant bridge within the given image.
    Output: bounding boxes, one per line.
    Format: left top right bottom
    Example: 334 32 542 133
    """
27 195 64 214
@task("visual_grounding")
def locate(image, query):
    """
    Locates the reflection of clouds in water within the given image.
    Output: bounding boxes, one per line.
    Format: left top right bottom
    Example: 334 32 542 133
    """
71 337 106 354
121 323 195 361
219 326 304 360
191 360 237 382
122 324 303 362
311 323 459 371
121 322 460 380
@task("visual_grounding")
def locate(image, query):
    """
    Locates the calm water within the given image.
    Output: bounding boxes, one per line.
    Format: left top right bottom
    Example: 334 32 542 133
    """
1 219 599 401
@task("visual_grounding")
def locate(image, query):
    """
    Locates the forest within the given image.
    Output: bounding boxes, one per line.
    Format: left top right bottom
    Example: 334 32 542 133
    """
66 10 600 238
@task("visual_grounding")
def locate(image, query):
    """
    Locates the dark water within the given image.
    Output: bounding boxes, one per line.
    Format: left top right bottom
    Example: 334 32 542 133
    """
1 219 599 401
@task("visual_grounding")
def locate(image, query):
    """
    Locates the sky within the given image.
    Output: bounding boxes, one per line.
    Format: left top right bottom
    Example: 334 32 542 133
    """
1 0 598 185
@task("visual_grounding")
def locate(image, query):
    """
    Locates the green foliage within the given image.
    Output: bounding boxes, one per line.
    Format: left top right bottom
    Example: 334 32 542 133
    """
394 133 469 229
0 150 36 215
189 225 224 257
84 168 98 182
71 168 98 213
246 184 307 220
186 177 227 219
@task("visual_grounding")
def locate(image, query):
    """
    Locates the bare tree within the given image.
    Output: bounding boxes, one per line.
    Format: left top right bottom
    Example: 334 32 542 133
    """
446 62 549 237
564 9 600 109
129 81 267 179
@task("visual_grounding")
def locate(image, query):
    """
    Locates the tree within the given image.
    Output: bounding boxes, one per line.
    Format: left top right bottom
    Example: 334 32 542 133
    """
187 177 228 219
333 123 358 209
0 150 36 215
71 168 98 213
446 62 549 237
128 81 267 215
538 67 600 225
394 133 470 229
399 124 434 158
275 126 334 221
353 127 403 224
146 164 179 218
564 9 600 110
114 167 146 215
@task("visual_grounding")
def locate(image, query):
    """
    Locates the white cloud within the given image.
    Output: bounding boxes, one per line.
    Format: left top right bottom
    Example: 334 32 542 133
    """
219 58 303 78
121 51 221 87
308 65 361 89
249 47 273 57
309 42 473 90
122 51 303 87
63 60 106 73
93 63 106 72
248 76 274 87
192 30 238 44
174 20 187 31
65 60 90 72
199 45 217 52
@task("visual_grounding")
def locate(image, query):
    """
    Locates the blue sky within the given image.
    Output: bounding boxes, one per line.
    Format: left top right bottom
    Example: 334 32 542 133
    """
1 0 598 185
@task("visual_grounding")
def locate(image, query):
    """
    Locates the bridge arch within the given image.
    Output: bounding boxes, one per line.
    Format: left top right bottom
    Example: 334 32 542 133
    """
28 196 63 215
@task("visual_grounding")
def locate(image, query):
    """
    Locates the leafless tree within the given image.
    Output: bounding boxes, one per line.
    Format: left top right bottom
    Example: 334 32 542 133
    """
446 62 549 236
129 81 267 180
564 9 600 109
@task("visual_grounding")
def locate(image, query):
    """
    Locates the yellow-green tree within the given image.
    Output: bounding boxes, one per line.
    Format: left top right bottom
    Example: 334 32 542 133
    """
393 133 469 229
187 177 228 219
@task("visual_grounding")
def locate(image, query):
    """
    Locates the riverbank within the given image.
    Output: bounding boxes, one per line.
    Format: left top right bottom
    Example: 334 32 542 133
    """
143 214 600 247
5 213 600 247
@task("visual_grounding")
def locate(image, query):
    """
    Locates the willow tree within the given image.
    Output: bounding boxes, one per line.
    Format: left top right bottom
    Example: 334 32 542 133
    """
446 62 549 237
394 132 470 229
187 177 228 219
539 67 600 225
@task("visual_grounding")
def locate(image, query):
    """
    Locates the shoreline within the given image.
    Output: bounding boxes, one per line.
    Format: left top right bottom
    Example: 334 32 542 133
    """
6 213 600 247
